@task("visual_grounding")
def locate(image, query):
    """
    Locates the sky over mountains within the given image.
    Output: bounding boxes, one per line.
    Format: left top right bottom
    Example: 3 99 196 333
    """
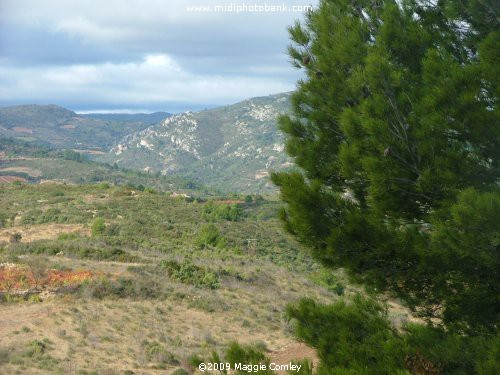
0 0 317 113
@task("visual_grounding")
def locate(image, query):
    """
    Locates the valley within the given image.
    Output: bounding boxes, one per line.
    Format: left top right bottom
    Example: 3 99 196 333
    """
1 93 294 194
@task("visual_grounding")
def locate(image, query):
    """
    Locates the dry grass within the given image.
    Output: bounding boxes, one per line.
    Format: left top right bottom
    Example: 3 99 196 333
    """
0 224 89 243
269 343 318 374
0 166 42 177
0 259 326 374
0 184 421 374
0 176 28 183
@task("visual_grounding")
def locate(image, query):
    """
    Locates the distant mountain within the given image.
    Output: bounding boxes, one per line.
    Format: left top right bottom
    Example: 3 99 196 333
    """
0 104 163 150
80 112 170 124
1 94 295 193
100 93 294 193
0 104 76 124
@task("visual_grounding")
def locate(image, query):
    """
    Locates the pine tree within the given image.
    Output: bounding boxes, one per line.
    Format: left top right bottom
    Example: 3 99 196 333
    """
272 0 499 372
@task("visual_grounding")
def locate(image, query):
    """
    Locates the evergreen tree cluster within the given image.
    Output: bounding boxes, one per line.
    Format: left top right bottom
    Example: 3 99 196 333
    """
272 0 499 372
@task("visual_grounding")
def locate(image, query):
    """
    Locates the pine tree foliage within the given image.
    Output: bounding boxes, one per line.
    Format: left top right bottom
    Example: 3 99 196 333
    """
272 0 499 372
285 296 499 374
272 0 499 332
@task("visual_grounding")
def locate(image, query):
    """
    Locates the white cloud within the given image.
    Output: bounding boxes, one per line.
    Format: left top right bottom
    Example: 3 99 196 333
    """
7 0 319 52
0 0 316 109
144 54 180 69
0 53 294 110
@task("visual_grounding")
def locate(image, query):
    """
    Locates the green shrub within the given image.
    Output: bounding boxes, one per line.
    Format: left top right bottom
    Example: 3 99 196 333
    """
27 340 47 357
142 340 179 366
58 232 79 241
187 353 204 368
9 232 22 243
79 274 171 300
195 224 226 249
159 259 220 289
309 269 345 296
91 217 106 237
21 209 42 225
21 208 69 225
0 349 10 365
203 202 242 221
224 342 274 374
187 295 228 312
0 212 7 228
13 241 138 262
105 223 120 236
112 188 132 197
39 208 63 223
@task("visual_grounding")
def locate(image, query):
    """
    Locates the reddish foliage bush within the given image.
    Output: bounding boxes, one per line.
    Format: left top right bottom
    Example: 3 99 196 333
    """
0 263 93 292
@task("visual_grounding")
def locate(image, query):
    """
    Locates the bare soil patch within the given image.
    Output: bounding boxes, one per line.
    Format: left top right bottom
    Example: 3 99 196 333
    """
269 342 318 374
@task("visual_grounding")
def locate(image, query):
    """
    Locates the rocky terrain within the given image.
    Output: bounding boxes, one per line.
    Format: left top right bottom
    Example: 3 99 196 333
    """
1 93 294 193
103 93 293 192
0 105 169 151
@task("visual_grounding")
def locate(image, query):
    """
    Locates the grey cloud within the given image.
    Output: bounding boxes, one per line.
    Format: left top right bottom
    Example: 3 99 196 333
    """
0 0 317 111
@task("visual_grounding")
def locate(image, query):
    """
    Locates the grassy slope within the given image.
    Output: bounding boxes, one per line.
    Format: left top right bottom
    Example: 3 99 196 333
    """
0 183 354 374
0 157 202 191
0 138 206 193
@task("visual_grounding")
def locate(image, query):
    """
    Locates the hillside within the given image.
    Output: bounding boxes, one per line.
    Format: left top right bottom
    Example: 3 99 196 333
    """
1 95 294 193
0 138 203 193
0 183 351 374
0 105 168 151
101 93 294 193
80 112 170 124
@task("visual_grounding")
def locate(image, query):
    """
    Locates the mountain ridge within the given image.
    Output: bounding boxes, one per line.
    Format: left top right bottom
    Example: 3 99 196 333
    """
1 93 295 193
0 104 169 150
101 92 293 192
80 112 170 124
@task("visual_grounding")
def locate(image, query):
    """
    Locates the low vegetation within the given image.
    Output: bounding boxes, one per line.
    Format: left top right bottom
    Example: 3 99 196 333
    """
0 182 345 374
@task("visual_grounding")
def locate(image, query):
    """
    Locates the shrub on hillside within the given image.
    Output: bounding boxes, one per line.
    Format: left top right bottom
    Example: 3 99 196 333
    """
9 232 22 243
142 340 179 367
203 202 242 221
91 217 106 237
79 276 169 300
0 212 7 228
195 224 227 249
12 241 138 262
159 259 220 289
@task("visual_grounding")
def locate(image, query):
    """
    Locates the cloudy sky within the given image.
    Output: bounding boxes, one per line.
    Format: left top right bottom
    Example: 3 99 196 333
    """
0 0 317 113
